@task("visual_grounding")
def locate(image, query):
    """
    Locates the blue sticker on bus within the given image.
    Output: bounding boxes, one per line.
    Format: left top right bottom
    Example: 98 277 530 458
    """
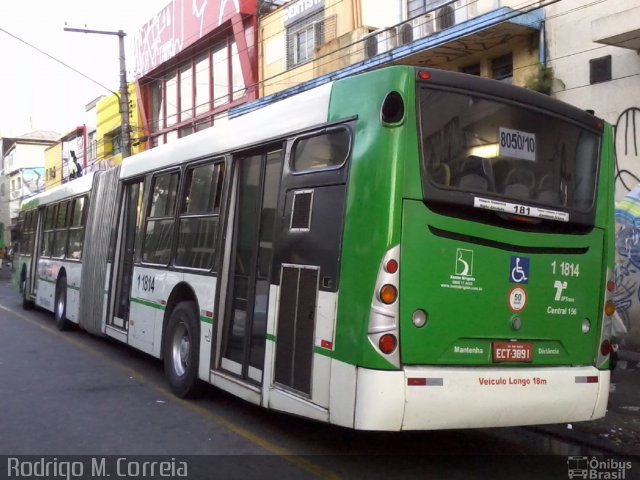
509 256 529 284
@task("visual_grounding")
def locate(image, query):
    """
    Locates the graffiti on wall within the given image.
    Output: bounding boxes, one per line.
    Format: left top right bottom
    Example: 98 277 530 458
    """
614 107 640 346
615 107 640 196
133 0 255 78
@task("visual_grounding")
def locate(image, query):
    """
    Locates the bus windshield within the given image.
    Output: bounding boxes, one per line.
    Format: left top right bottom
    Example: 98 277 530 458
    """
419 87 601 224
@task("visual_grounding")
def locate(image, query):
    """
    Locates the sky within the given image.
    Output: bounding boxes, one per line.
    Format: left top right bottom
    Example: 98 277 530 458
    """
0 0 162 137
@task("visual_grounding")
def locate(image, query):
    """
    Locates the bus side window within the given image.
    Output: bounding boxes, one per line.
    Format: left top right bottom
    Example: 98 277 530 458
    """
142 171 180 265
52 201 70 258
68 196 88 260
41 205 57 258
175 161 225 270
291 129 350 173
23 211 35 255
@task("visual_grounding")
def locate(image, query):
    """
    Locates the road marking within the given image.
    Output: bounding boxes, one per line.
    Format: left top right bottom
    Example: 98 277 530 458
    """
0 303 340 480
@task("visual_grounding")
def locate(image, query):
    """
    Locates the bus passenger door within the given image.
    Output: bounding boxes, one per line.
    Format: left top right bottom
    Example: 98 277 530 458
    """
220 148 282 384
271 127 350 404
110 179 144 330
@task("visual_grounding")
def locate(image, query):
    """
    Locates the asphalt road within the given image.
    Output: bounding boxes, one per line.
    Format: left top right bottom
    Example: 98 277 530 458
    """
0 275 627 480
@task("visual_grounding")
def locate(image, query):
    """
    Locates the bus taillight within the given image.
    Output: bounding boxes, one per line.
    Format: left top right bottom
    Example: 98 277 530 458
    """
385 259 398 274
604 300 616 316
368 245 401 367
379 334 398 354
597 268 615 368
379 284 397 304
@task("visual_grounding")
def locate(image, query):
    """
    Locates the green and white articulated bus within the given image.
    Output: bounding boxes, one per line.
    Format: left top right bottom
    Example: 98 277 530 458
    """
14 66 615 430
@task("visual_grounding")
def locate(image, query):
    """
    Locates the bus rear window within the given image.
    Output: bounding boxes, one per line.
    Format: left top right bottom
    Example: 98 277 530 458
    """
419 87 600 222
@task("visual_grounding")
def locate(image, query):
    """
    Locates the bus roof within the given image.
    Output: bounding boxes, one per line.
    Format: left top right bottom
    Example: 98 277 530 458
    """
119 81 334 179
20 172 95 211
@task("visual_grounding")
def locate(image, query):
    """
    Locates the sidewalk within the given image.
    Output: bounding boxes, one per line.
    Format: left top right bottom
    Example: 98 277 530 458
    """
533 348 640 457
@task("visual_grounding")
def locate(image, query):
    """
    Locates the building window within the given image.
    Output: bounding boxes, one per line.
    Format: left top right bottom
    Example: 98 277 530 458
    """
492 53 513 83
165 72 178 127
195 53 210 115
213 42 230 108
180 63 193 122
408 0 445 19
87 131 97 164
287 11 324 69
107 131 122 156
590 55 612 84
408 0 425 18
150 82 163 133
461 63 481 76
147 35 246 145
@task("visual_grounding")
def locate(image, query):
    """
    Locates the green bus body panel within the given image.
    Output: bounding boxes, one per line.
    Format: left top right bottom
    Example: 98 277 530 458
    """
327 66 417 368
400 200 604 366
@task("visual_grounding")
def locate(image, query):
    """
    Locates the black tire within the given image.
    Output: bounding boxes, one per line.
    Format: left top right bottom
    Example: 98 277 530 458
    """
163 301 201 398
21 273 34 310
54 276 70 331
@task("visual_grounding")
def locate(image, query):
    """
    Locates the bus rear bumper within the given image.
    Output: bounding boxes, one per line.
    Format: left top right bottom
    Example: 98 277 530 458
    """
354 365 610 431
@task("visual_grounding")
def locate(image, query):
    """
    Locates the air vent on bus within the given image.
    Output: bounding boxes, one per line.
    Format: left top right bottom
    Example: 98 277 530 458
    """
290 190 314 231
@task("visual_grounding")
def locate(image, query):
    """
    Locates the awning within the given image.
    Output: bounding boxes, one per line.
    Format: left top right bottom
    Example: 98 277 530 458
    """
592 6 640 51
388 7 543 68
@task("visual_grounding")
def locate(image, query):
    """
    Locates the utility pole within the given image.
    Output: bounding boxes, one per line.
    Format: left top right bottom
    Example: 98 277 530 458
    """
63 27 131 158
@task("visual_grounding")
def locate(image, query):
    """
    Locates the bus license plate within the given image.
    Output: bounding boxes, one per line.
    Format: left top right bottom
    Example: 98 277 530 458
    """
492 342 532 363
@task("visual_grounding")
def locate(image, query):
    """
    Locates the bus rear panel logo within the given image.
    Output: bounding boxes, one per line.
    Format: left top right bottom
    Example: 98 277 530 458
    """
455 249 474 277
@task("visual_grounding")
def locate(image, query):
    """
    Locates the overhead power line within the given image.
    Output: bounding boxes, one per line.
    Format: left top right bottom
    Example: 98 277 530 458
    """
0 25 117 95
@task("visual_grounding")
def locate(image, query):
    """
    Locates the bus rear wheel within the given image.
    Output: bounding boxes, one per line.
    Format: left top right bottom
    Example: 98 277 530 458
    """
164 301 201 398
54 276 70 331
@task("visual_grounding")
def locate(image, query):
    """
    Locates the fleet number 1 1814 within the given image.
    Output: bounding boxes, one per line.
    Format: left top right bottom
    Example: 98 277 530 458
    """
551 261 580 277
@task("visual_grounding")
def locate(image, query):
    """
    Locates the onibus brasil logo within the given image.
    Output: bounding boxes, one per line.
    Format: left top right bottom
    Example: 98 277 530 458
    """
567 456 632 479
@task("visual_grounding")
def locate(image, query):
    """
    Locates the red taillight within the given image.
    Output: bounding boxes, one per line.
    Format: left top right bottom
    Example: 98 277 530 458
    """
379 284 398 305
385 259 398 274
379 334 397 354
418 71 431 80
607 281 616 292
600 340 611 356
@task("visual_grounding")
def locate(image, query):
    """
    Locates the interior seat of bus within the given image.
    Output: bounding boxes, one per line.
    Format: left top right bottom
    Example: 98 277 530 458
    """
454 155 495 192
502 168 536 199
429 163 451 186
536 173 562 204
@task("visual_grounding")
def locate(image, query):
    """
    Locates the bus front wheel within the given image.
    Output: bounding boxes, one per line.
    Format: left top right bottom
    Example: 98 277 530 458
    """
163 301 201 398
54 276 70 331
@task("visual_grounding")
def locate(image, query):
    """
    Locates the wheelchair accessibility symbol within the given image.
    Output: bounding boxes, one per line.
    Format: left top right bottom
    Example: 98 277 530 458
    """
509 256 529 284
